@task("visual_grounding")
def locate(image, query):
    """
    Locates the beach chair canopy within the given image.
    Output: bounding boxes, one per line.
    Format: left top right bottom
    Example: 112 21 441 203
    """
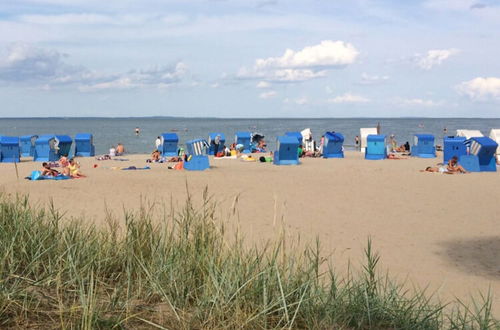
301 128 312 141
36 135 56 145
55 135 72 143
285 132 303 143
235 131 251 139
208 132 225 143
456 129 483 139
186 139 207 156
273 136 300 165
20 135 38 144
161 133 179 142
0 136 20 145
75 133 93 142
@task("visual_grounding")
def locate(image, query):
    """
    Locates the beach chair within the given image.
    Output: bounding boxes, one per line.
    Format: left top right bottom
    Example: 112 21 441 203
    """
322 132 344 158
273 136 299 165
460 137 498 172
74 133 95 157
55 135 72 157
235 132 252 153
34 135 59 162
489 129 500 162
20 135 38 157
208 133 226 155
0 136 20 163
285 132 303 144
443 136 467 163
365 134 386 160
160 133 179 156
412 134 436 158
184 139 210 171
456 129 483 139
360 128 377 153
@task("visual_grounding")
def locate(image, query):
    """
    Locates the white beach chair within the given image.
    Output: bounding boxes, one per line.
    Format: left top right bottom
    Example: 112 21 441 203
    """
456 129 484 139
489 129 500 162
360 128 377 153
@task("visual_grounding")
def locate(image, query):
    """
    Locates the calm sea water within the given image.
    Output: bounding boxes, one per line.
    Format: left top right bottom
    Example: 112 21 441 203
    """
1 118 500 155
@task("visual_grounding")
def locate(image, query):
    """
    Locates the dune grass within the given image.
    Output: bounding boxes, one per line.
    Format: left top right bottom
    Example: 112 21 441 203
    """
0 192 498 329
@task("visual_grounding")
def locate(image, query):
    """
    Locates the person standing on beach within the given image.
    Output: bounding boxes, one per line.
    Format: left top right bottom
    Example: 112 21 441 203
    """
135 127 140 136
155 136 162 151
213 134 221 156
355 135 360 149
376 122 381 134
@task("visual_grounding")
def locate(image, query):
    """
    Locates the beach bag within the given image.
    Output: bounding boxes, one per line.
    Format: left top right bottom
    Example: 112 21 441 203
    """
216 152 224 158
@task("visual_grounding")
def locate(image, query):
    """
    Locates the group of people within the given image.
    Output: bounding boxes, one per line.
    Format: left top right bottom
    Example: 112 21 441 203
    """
109 143 125 157
41 156 85 178
423 156 468 174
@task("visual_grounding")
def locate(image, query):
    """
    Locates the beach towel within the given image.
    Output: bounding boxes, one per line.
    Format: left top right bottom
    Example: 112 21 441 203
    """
121 166 151 170
26 171 71 181
113 158 130 161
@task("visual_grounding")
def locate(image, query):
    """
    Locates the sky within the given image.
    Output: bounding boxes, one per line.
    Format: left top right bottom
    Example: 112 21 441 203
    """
0 0 500 118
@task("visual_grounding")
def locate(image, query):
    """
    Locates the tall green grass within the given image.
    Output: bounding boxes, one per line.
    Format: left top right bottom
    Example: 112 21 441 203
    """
0 192 497 329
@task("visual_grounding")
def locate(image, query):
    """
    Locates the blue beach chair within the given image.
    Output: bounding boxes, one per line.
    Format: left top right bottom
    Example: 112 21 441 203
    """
412 134 436 158
34 135 59 162
460 137 498 172
184 139 210 171
235 132 252 153
74 133 95 157
365 135 387 160
273 136 299 165
208 133 226 155
285 132 303 144
55 135 72 157
323 132 344 158
0 136 20 163
160 133 179 156
443 136 467 163
20 135 38 157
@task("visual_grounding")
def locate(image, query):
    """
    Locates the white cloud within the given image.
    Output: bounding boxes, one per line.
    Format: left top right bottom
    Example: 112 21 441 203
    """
325 85 334 94
19 13 116 25
328 93 370 104
0 43 188 91
393 97 444 107
457 77 500 101
256 81 271 88
0 43 77 82
255 40 358 70
259 90 277 99
423 0 474 11
283 97 308 105
360 73 389 85
415 49 459 70
238 40 358 82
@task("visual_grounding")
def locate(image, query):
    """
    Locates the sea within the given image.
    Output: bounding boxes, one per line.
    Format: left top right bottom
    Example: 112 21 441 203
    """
1 117 500 155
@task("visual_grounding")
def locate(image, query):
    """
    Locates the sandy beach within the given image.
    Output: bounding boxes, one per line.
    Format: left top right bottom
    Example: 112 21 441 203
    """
1 151 499 314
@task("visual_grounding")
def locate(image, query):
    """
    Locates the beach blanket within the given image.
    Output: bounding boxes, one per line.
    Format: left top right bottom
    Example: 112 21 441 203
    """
26 171 71 181
121 166 151 170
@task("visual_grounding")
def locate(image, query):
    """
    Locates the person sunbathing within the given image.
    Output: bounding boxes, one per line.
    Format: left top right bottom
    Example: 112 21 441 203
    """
447 156 467 173
41 162 59 176
421 166 449 173
387 153 407 159
147 149 161 162
68 158 86 178
116 143 125 155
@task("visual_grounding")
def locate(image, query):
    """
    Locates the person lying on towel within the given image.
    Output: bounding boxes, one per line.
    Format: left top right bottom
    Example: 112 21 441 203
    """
41 162 59 177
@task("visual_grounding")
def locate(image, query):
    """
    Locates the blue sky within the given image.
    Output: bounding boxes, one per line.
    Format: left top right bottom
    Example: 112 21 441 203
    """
0 0 500 117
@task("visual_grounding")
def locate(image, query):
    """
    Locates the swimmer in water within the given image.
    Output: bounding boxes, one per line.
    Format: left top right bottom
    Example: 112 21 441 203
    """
135 127 140 136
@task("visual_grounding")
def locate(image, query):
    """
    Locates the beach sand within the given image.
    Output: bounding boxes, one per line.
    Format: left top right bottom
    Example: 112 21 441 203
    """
1 151 499 313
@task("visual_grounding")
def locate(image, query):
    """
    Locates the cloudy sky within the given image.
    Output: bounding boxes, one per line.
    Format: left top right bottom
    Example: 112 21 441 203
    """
1 0 500 117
